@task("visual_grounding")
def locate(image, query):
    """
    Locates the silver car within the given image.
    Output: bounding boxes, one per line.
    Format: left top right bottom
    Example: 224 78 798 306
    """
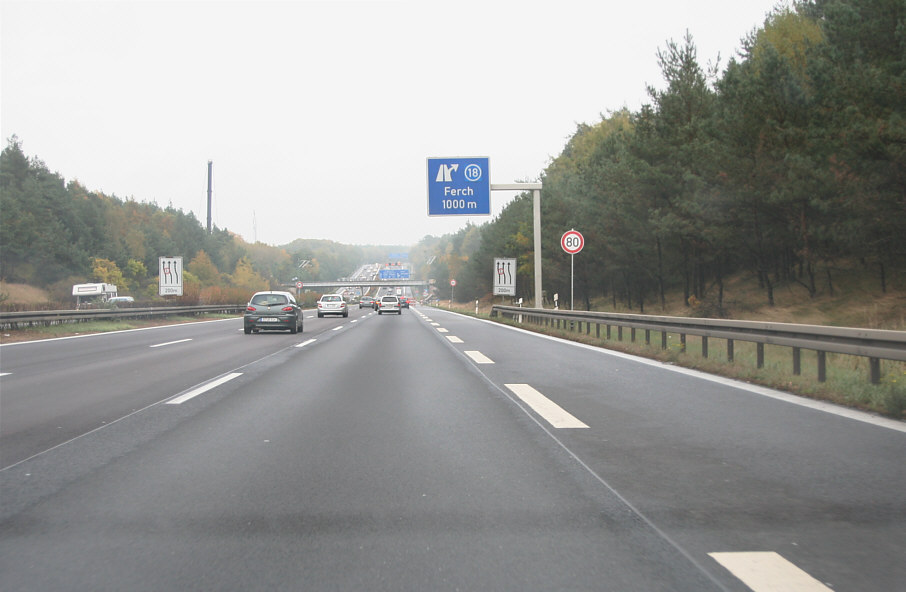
244 291 303 334
317 294 348 318
377 295 401 315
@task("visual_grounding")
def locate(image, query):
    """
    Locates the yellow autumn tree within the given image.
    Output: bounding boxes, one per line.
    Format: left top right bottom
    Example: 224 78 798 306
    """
91 258 127 290
188 250 221 286
230 256 266 292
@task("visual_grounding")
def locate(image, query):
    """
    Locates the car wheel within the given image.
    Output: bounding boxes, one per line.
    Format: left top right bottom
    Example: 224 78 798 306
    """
378 311 382 315
290 320 298 334
398 310 402 315
317 312 323 318
343 311 348 317
244 325 251 334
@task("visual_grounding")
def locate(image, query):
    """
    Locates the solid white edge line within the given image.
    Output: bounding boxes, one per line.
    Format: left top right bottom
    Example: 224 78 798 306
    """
505 384 588 429
464 350 494 364
295 339 317 348
149 338 192 348
166 372 242 405
426 308 906 434
709 552 832 591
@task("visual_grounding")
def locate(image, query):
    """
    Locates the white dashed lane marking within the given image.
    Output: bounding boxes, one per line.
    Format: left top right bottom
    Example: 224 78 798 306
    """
504 384 589 429
167 373 243 405
464 350 494 364
150 338 192 348
709 552 832 591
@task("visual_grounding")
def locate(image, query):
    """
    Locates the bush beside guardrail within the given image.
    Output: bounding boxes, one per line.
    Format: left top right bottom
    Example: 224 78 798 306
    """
491 305 906 385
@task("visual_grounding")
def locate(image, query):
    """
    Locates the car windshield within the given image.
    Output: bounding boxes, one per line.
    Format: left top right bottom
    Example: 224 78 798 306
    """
251 294 288 306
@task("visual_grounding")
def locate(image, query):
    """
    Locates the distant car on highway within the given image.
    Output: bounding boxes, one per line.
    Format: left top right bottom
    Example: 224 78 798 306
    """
106 296 134 306
399 296 409 309
244 291 303 334
359 296 376 309
318 294 348 318
377 295 401 315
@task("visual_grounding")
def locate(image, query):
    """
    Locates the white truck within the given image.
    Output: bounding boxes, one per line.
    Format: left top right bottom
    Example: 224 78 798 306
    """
72 283 118 308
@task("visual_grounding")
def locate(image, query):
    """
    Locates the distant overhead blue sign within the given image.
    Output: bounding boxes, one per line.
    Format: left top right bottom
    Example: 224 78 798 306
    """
427 157 491 216
380 269 410 280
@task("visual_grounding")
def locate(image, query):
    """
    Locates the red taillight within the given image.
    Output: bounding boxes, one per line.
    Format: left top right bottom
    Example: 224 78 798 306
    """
282 306 293 312
247 306 257 311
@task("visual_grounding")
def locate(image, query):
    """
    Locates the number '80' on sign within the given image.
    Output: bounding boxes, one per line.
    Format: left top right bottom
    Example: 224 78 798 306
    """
561 230 584 254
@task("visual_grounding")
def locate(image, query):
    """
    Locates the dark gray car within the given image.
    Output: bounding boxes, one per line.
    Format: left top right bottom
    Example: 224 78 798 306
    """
244 291 303 334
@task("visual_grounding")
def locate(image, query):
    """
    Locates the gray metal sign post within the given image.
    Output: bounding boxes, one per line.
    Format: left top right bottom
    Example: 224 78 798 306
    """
427 159 542 309
493 183 543 308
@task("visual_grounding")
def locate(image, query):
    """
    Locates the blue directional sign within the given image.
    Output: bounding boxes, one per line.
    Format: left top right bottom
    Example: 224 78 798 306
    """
380 269 410 280
427 157 491 216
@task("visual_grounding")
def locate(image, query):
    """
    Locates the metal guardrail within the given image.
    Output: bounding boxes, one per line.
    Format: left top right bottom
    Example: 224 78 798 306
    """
0 305 244 330
491 305 906 384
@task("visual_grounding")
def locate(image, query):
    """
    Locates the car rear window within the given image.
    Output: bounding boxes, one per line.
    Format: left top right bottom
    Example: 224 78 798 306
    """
323 295 341 301
251 294 288 306
381 296 398 302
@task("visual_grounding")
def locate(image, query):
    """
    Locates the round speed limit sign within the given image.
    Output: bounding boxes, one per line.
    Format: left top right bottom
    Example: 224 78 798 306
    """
561 229 584 255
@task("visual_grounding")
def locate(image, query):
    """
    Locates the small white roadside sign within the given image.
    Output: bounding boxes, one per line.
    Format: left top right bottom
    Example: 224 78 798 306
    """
494 258 516 296
159 256 183 296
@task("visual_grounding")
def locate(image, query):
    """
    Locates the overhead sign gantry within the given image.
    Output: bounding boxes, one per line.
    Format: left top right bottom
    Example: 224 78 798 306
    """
426 156 543 308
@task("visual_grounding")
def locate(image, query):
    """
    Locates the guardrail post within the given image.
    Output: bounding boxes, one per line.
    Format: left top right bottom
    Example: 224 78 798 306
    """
793 347 801 376
680 333 686 353
645 329 651 345
817 351 827 382
661 331 667 350
727 339 734 362
702 336 708 359
630 327 636 342
870 358 881 384
618 326 623 341
596 323 600 338
757 343 765 369
607 325 612 340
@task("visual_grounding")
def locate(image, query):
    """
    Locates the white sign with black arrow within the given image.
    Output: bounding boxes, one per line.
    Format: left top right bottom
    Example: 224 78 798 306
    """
493 258 516 296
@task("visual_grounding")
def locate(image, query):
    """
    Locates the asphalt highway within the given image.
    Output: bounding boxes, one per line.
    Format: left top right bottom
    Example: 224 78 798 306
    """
1 306 904 591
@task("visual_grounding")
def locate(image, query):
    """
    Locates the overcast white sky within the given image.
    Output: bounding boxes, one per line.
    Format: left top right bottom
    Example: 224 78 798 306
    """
2 0 783 247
